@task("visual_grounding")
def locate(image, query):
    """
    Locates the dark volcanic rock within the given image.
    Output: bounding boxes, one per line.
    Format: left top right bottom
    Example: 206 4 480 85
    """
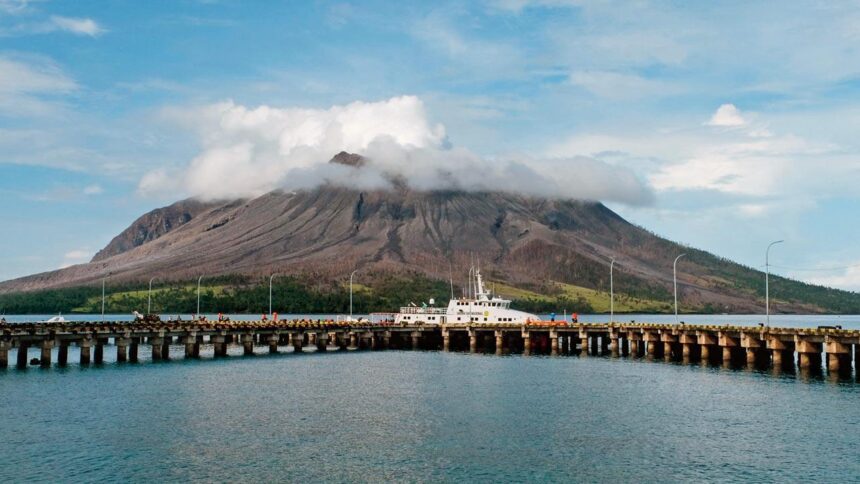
91 199 220 262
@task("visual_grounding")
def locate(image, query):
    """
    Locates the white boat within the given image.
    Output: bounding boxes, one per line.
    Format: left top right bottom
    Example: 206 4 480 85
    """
44 314 67 323
393 268 540 326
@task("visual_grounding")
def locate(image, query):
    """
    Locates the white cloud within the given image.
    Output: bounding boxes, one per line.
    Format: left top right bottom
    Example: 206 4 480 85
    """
83 184 102 195
706 103 747 127
796 262 860 292
141 95 653 205
569 70 679 100
0 55 76 117
48 16 105 37
0 0 32 14
60 249 92 269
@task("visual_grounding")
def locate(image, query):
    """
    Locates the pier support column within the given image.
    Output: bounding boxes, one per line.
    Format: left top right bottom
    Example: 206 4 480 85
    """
94 339 106 364
523 331 531 356
681 343 692 361
212 335 227 357
495 331 504 355
721 347 732 365
579 334 588 356
57 341 68 366
242 334 255 356
116 338 128 363
16 341 30 368
740 332 763 368
150 337 163 361
796 337 822 370
855 344 860 375
0 340 9 368
745 348 757 367
825 338 851 373
129 338 139 363
79 339 91 365
160 337 170 361
718 333 738 367
317 333 329 352
551 330 559 356
40 340 53 368
268 335 279 354
292 333 304 353
469 330 477 353
348 332 357 350
629 339 640 358
383 331 390 350
772 349 783 367
442 328 450 351
698 332 717 365
412 331 421 350
644 331 659 359
608 332 619 357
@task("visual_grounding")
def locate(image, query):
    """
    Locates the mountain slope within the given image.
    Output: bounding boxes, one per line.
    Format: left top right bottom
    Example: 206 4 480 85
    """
1 159 858 313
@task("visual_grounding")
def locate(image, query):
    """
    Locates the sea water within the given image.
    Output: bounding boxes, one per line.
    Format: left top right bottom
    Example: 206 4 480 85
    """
1 344 859 482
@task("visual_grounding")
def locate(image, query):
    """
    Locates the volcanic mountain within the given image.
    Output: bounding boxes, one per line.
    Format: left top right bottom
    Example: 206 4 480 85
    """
2 152 857 313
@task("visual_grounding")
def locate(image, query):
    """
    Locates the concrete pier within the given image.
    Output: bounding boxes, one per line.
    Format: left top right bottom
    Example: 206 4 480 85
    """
1 320 858 383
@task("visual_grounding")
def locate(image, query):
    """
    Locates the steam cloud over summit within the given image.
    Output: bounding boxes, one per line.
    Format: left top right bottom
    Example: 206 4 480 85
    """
140 95 652 205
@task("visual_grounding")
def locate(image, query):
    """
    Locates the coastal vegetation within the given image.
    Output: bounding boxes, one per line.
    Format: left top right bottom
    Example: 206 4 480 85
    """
2 269 859 315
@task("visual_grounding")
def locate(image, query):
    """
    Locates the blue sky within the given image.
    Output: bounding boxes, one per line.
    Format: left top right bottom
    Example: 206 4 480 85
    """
2 0 860 290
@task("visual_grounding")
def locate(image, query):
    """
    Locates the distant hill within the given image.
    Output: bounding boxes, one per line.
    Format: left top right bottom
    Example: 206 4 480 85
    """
2 152 859 314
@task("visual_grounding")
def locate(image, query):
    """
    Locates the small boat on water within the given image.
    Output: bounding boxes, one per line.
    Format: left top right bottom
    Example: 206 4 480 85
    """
44 314 67 323
393 267 541 326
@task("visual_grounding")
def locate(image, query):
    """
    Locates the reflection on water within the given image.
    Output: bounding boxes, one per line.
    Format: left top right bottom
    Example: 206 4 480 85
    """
1 350 859 482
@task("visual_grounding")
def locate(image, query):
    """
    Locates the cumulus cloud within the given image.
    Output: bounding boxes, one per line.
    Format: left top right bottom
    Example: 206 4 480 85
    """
141 95 653 205
706 103 747 127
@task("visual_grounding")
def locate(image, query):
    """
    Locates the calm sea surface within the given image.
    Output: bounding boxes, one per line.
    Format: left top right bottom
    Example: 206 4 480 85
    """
2 314 860 482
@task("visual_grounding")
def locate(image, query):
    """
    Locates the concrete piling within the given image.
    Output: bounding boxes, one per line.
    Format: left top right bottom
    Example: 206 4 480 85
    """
0 340 9 368
79 339 91 365
16 341 30 368
129 338 139 362
116 338 128 363
40 340 53 368
57 341 68 366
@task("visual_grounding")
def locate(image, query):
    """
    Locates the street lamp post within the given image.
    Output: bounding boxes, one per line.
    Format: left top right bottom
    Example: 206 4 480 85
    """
269 274 277 316
609 258 616 323
673 254 686 324
147 277 156 315
196 275 204 318
349 270 358 320
765 240 784 326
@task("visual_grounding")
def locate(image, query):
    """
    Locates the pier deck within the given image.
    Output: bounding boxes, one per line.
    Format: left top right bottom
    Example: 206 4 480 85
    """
2 320 859 375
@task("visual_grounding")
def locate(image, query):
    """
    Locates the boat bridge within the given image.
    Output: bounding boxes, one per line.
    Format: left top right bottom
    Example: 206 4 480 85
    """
1 320 859 376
